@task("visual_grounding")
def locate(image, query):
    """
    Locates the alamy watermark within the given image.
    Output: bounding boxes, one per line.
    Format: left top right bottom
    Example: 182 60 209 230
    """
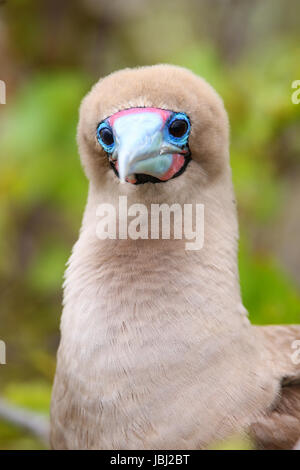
291 339 300 365
96 196 204 250
0 340 6 365
0 80 6 104
291 80 300 104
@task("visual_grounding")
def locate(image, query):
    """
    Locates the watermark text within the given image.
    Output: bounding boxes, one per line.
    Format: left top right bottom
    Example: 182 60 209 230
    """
96 196 204 251
291 340 300 365
0 80 6 104
291 80 300 104
0 340 6 364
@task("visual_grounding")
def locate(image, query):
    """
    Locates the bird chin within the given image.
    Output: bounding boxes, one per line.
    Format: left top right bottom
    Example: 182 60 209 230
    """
109 152 191 185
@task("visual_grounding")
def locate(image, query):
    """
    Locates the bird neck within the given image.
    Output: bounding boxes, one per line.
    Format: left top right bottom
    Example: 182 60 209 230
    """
64 173 246 329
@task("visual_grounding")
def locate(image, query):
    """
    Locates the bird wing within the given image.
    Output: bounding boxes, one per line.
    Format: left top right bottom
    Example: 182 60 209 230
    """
250 325 300 449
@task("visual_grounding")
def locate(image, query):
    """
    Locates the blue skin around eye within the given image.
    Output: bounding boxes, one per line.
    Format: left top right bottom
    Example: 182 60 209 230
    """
97 121 115 153
165 113 191 147
97 113 191 154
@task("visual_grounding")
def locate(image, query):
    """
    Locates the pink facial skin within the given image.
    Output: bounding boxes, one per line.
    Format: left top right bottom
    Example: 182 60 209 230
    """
107 107 172 128
159 154 186 181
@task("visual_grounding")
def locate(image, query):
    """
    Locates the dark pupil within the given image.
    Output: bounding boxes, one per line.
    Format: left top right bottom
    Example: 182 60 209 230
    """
169 119 188 138
100 127 114 146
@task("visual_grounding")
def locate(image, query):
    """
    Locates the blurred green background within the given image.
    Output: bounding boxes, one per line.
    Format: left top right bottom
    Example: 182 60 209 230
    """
0 0 300 449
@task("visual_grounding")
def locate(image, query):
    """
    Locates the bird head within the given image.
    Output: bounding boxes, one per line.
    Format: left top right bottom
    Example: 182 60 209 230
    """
78 65 230 205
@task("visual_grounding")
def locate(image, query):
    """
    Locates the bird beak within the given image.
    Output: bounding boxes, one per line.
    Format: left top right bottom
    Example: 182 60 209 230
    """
112 112 182 183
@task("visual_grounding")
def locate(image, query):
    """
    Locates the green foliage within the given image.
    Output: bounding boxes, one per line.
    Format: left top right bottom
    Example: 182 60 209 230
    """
0 72 89 214
0 422 45 450
239 235 300 324
0 382 50 450
210 433 253 450
3 381 51 413
0 73 90 448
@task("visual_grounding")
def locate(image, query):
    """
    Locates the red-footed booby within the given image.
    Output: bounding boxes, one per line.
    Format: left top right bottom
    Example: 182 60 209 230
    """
51 65 300 450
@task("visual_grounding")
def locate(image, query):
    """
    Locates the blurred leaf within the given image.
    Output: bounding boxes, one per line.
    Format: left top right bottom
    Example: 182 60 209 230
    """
3 381 51 415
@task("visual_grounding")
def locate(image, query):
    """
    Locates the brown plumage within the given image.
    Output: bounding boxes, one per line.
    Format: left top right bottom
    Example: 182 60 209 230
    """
250 326 300 449
50 65 300 449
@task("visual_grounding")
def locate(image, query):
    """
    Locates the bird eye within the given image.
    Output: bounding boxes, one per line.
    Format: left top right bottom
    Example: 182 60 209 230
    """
100 128 114 146
97 122 115 152
169 119 188 138
167 113 190 144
